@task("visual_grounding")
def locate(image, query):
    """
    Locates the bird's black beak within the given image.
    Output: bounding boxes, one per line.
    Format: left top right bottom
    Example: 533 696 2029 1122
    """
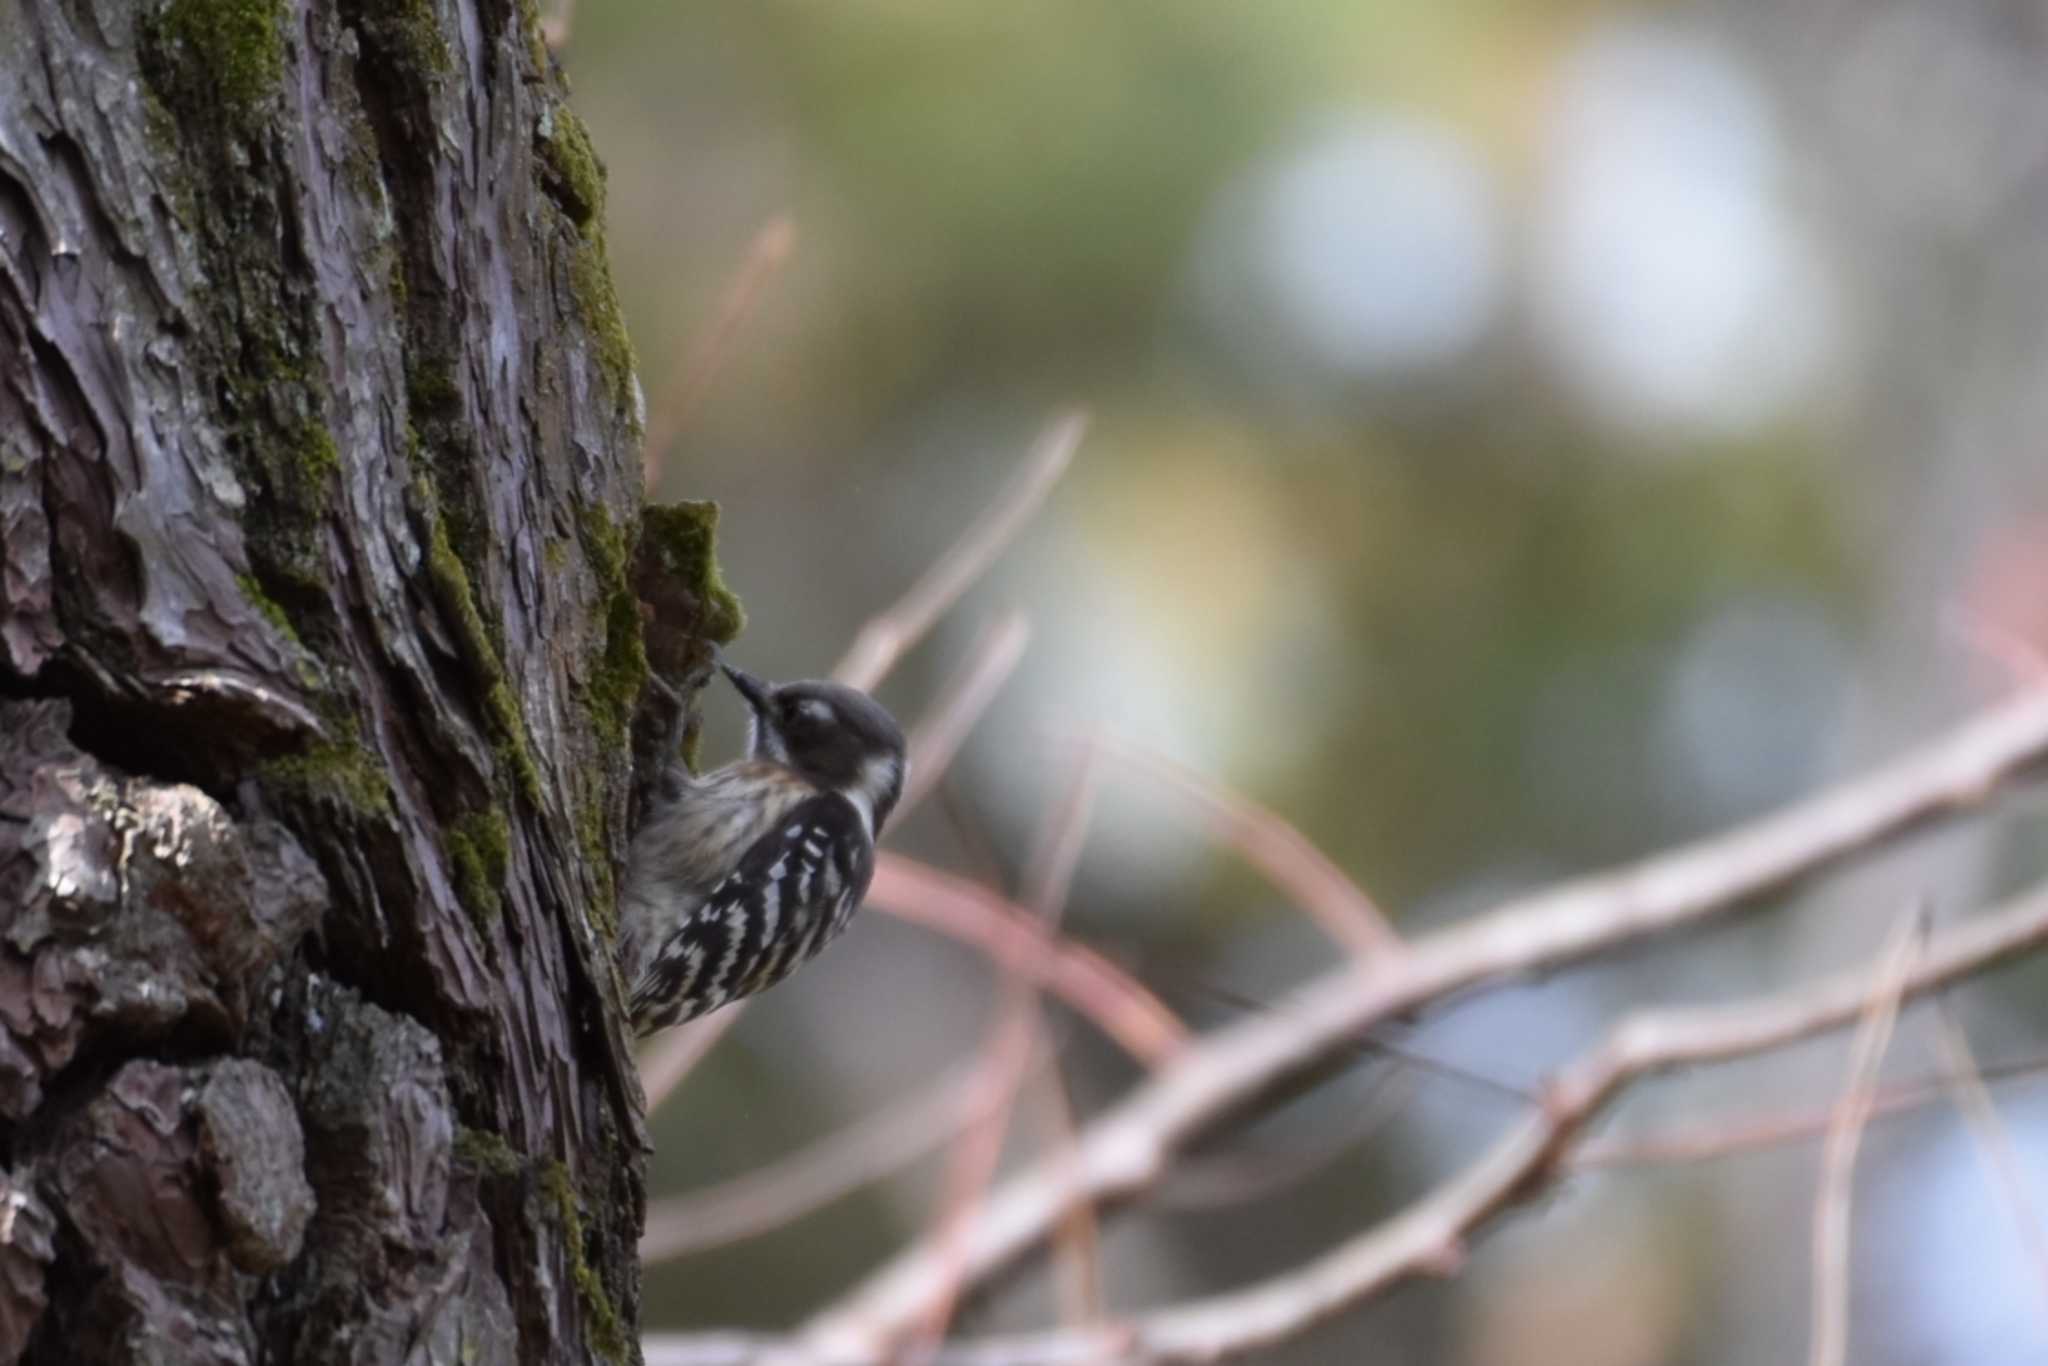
720 662 774 717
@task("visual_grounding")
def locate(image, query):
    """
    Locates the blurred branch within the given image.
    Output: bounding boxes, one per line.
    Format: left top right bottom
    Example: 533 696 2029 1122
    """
639 1009 746 1115
1089 729 1400 959
1808 908 1923 1366
1038 1064 1105 1328
1151 1067 1415 1212
1567 1052 2048 1169
1932 995 2048 1324
641 1064 1007 1263
645 876 2048 1365
869 853 1187 1065
908 748 1100 1354
787 686 2048 1354
1943 601 2048 688
539 0 575 47
834 411 1086 691
642 215 798 489
901 614 1032 818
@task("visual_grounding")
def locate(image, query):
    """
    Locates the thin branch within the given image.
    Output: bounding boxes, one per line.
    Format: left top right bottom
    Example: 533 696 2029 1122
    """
1152 1067 1415 1211
909 748 1100 1353
1568 1052 2048 1169
789 686 2048 1352
1022 754 1107 1330
639 1010 746 1115
901 614 1032 819
641 1064 1008 1263
1942 601 2048 688
1037 1063 1105 1328
869 853 1187 1066
642 215 798 489
1089 730 1400 959
1185 979 1534 1107
1932 995 2048 1326
1808 908 1923 1366
644 876 2048 1364
539 0 576 47
834 411 1086 691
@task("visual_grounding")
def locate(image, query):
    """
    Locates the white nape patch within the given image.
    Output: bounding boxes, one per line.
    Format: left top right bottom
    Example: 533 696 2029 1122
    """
840 787 875 840
839 753 901 840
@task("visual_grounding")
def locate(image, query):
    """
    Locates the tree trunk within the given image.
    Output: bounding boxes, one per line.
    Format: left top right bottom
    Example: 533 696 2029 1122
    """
0 0 732 1360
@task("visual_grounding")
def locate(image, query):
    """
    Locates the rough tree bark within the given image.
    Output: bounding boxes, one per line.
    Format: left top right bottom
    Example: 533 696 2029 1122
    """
0 0 737 1360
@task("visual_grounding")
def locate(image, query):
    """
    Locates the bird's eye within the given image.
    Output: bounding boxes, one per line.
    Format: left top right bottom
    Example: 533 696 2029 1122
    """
778 700 827 741
784 697 833 732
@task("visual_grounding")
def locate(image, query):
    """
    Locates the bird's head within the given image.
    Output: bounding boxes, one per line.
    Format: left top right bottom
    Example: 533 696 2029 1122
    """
723 663 907 835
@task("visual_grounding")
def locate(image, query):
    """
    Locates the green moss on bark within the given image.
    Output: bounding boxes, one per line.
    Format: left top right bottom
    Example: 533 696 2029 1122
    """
568 241 638 422
541 1161 627 1363
536 108 639 422
144 0 287 122
446 808 511 929
261 736 394 818
578 508 647 753
452 1127 523 1179
640 501 746 644
417 483 545 805
537 108 604 232
575 797 617 941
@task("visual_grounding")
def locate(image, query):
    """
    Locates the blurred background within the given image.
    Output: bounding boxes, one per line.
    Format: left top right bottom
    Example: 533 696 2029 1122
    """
560 1 2048 1360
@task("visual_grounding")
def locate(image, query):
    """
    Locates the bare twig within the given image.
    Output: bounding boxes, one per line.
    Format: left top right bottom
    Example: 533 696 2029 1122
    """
640 1010 746 1115
834 411 1086 691
788 687 2048 1353
1568 1052 2048 1169
1037 1064 1104 1327
642 215 799 489
1932 995 2048 1325
1943 601 2048 687
539 0 576 47
1808 908 1924 1366
901 614 1032 818
1089 730 1400 959
910 749 1100 1352
869 853 1187 1065
1153 1067 1416 1211
644 876 2048 1364
641 1064 1008 1263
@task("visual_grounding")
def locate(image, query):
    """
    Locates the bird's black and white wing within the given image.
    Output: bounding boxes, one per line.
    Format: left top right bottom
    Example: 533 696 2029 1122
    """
628 792 874 1035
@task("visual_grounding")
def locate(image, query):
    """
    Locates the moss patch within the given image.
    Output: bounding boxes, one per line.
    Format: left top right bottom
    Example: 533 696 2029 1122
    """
640 501 745 644
237 573 303 647
418 485 545 806
575 797 616 941
537 108 605 232
578 508 647 754
262 736 393 818
381 0 453 79
453 1126 523 1180
541 1161 627 1363
145 0 287 122
568 238 638 422
446 808 511 929
517 0 548 72
536 107 639 422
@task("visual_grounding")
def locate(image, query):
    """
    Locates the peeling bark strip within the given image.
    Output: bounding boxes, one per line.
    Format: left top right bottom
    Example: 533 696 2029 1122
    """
0 0 737 1359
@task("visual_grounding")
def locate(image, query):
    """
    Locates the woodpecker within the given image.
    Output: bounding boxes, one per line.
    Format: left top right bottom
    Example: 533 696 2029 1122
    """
620 662 906 1035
